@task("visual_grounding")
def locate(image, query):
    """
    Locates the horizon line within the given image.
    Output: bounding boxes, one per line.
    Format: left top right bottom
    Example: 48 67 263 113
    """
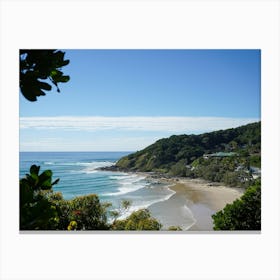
19 150 135 153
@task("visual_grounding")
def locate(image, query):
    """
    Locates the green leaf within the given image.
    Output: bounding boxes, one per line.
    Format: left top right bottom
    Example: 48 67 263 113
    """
39 170 52 181
40 180 52 190
30 165 40 175
50 70 63 79
20 179 34 205
56 75 70 83
30 173 39 186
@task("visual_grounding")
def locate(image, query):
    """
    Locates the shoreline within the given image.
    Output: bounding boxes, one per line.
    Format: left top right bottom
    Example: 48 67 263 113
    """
100 168 245 231
145 176 244 231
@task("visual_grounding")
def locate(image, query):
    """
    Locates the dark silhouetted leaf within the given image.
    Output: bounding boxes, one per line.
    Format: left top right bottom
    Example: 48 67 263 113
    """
38 81 52 91
20 49 70 101
30 165 40 175
60 59 70 66
51 178 60 186
56 75 70 83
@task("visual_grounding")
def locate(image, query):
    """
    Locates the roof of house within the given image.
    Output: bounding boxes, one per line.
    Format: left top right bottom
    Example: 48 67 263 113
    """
204 152 237 157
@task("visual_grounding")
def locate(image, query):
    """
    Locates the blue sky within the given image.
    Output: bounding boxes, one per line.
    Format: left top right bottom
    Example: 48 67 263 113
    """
20 49 260 151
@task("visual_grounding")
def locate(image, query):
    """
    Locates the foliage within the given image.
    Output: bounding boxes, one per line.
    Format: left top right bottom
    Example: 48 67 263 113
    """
121 199 131 211
20 165 60 230
108 199 131 223
112 209 162 230
212 180 261 230
20 49 70 101
169 160 187 177
67 195 110 230
168 226 182 231
249 154 261 168
191 156 253 187
67 221 78 231
20 165 110 230
20 166 162 231
115 122 261 187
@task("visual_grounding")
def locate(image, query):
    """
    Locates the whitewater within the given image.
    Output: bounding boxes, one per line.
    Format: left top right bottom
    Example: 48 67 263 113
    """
19 151 178 221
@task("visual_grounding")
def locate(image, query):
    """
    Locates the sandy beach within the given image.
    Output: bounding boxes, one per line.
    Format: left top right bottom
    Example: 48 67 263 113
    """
148 177 244 231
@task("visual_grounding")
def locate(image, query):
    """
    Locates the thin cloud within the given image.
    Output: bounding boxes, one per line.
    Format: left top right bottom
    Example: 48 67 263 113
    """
20 116 259 133
20 135 159 152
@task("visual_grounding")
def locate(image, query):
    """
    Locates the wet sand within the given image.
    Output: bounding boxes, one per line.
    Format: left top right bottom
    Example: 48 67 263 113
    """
148 178 244 231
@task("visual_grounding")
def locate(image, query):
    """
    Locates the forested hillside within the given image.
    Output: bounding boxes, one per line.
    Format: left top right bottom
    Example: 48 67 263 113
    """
115 122 261 187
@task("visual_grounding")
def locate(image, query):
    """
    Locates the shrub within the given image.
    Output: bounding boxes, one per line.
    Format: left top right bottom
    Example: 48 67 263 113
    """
20 165 60 230
20 166 164 231
168 226 182 231
212 181 261 230
112 209 162 230
67 195 110 230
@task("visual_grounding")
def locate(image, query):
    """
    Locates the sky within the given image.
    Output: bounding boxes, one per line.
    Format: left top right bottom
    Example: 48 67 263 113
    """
20 49 261 151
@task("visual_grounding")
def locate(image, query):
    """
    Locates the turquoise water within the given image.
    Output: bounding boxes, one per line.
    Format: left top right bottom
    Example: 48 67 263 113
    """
19 152 174 219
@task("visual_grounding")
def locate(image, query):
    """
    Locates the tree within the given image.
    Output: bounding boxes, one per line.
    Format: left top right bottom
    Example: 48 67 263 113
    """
20 165 60 230
212 181 261 230
19 49 70 229
19 51 167 231
108 199 132 223
20 164 163 231
112 209 162 230
67 194 110 230
20 49 70 101
20 165 111 230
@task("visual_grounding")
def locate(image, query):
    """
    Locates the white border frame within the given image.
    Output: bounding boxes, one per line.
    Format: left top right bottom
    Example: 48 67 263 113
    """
1 0 279 279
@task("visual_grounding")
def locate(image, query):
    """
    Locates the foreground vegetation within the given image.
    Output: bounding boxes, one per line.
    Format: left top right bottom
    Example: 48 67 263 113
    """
212 179 261 230
20 122 261 231
20 164 261 231
20 165 162 231
112 121 262 231
19 51 261 231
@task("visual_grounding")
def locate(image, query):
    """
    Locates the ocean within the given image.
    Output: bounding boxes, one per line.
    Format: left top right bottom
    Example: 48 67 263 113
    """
19 151 176 222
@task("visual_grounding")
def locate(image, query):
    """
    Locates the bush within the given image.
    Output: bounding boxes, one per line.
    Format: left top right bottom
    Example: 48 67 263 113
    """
20 165 111 230
20 165 162 231
67 195 110 230
169 160 187 177
168 226 182 231
112 209 162 230
212 181 261 230
20 165 60 230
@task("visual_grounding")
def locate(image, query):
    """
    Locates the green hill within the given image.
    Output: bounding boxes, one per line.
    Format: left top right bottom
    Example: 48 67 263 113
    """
115 122 261 187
